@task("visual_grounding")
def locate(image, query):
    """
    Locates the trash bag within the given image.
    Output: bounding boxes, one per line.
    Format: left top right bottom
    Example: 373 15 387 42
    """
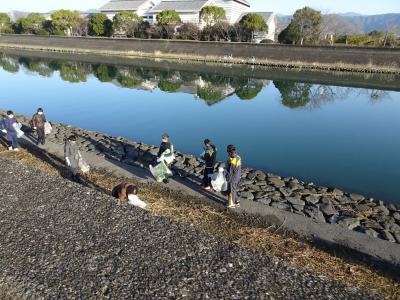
211 167 228 192
78 158 90 173
128 195 147 209
157 145 175 165
150 161 172 183
44 122 52 135
12 122 24 138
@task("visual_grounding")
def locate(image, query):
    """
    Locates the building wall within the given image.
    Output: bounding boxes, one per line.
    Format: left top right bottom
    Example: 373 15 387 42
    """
254 14 277 42
214 0 249 24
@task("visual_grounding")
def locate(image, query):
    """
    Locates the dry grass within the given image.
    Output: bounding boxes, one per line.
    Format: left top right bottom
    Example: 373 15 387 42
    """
0 143 399 299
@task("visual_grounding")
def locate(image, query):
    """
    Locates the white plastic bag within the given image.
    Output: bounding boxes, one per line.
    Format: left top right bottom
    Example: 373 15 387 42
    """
157 145 175 165
44 122 52 135
79 158 90 173
12 122 24 138
128 195 147 209
211 167 228 192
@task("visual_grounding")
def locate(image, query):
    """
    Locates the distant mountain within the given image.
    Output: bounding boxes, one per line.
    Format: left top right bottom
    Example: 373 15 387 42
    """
277 13 400 35
338 12 364 17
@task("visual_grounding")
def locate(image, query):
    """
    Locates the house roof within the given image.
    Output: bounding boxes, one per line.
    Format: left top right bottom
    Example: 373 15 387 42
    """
150 0 210 13
100 0 152 12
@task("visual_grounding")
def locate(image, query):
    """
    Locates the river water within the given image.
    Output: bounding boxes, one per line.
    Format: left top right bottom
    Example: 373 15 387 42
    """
1 50 400 203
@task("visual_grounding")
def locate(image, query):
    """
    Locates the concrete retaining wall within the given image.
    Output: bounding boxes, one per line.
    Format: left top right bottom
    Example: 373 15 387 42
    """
1 34 400 72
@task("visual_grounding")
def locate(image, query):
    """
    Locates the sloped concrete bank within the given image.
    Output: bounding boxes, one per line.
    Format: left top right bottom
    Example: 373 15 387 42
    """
0 34 399 74
3 110 400 269
0 156 379 299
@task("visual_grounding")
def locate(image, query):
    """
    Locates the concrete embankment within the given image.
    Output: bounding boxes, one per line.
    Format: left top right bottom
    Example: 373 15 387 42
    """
2 110 400 270
1 156 380 299
0 34 399 74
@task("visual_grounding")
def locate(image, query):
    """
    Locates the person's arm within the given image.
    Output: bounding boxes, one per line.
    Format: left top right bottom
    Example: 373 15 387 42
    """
157 143 165 157
32 115 37 128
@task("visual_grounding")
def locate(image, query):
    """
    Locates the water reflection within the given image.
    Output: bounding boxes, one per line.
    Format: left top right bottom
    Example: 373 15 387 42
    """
0 52 396 107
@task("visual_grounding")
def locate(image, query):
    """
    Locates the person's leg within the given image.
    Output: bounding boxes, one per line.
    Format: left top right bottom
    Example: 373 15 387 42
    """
11 134 19 149
37 127 45 145
202 168 209 187
206 168 213 187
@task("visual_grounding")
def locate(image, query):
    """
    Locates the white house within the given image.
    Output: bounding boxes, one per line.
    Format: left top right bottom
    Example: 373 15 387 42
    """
100 0 156 21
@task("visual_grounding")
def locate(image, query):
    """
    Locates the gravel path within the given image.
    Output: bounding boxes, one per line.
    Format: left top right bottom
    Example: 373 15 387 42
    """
0 157 378 299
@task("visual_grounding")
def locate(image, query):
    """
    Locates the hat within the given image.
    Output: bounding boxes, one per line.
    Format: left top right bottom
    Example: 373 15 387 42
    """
204 139 211 145
227 145 236 153
162 133 170 139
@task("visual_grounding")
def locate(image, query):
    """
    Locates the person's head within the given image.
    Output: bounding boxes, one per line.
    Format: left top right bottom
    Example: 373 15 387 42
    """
227 145 237 158
126 184 138 197
204 139 211 147
6 111 14 119
37 108 44 115
162 133 170 143
68 135 77 144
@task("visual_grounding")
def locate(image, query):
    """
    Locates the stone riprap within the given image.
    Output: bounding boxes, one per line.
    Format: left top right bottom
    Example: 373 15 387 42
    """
0 156 378 299
10 113 400 245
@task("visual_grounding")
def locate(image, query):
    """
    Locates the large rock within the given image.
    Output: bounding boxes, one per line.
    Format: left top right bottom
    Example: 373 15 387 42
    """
350 193 365 202
238 191 255 201
305 195 320 205
287 197 305 207
271 201 291 211
304 206 326 223
374 205 390 216
380 230 396 243
268 178 285 188
338 217 360 230
393 212 400 222
319 201 337 217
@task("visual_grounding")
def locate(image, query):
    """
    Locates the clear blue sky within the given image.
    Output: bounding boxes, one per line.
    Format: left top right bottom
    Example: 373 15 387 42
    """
0 0 399 15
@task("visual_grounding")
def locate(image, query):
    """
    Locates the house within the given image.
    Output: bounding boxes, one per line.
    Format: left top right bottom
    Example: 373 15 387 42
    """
100 0 156 21
148 0 250 26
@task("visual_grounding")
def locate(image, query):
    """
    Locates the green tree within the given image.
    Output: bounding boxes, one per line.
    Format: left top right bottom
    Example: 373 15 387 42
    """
278 25 297 44
286 7 322 45
17 13 46 34
197 85 224 105
177 23 200 40
235 83 263 100
59 61 88 83
200 6 226 26
93 64 117 82
274 81 311 108
51 9 80 36
0 12 11 32
0 56 19 73
88 13 113 37
156 10 181 38
113 11 142 37
239 13 268 42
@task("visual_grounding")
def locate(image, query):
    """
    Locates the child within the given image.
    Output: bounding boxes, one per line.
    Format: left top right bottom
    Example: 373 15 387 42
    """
64 135 82 183
201 139 217 190
225 145 242 208
31 108 47 145
112 183 147 209
0 111 20 151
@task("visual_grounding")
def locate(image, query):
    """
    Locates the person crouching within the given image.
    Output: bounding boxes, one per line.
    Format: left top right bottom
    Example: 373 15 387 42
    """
0 111 20 151
112 183 147 209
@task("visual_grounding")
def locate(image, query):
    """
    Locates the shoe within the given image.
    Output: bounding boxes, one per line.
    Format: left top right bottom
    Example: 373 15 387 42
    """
8 147 13 151
202 186 211 190
13 148 19 152
163 178 170 184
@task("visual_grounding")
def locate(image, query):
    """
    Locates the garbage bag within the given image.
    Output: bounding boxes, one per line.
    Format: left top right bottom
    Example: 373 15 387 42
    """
12 122 24 138
211 167 228 192
128 195 147 209
150 161 172 182
78 158 90 173
44 122 52 135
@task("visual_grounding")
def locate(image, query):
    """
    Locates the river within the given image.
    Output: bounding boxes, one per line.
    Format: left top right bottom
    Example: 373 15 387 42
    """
0 50 400 203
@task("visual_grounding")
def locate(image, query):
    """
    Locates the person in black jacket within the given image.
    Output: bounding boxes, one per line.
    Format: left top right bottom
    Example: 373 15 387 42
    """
201 139 217 190
31 108 47 145
157 133 173 162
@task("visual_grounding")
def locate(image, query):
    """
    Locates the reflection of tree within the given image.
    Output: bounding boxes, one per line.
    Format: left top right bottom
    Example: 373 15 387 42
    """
116 67 144 88
93 64 117 82
0 55 19 73
235 82 263 100
197 84 223 105
274 81 312 108
58 61 89 83
158 81 181 93
18 57 53 77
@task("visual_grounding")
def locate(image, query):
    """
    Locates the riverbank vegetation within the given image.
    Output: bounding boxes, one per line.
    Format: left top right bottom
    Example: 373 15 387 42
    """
0 7 398 47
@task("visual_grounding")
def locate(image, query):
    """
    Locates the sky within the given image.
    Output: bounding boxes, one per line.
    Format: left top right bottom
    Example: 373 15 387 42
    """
0 0 399 15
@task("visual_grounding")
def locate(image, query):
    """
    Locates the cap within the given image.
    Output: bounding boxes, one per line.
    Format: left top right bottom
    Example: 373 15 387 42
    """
227 145 236 153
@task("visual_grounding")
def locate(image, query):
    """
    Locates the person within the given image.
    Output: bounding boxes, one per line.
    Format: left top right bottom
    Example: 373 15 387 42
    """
64 135 82 183
157 133 173 163
201 139 217 190
225 145 242 208
0 111 20 151
31 108 47 145
112 183 139 201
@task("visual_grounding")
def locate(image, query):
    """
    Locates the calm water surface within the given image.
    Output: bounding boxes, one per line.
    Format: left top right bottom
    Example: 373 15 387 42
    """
1 52 400 203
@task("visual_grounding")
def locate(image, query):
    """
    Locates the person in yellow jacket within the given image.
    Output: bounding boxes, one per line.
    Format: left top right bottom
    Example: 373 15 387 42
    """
225 145 242 208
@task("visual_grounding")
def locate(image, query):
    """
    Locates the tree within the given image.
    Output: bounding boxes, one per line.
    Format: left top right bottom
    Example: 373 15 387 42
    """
51 9 80 36
74 18 89 36
0 12 11 32
93 64 117 82
200 6 226 27
239 13 268 42
177 23 200 40
17 13 46 34
156 10 181 39
278 25 297 44
286 7 322 45
113 12 142 37
88 13 113 37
